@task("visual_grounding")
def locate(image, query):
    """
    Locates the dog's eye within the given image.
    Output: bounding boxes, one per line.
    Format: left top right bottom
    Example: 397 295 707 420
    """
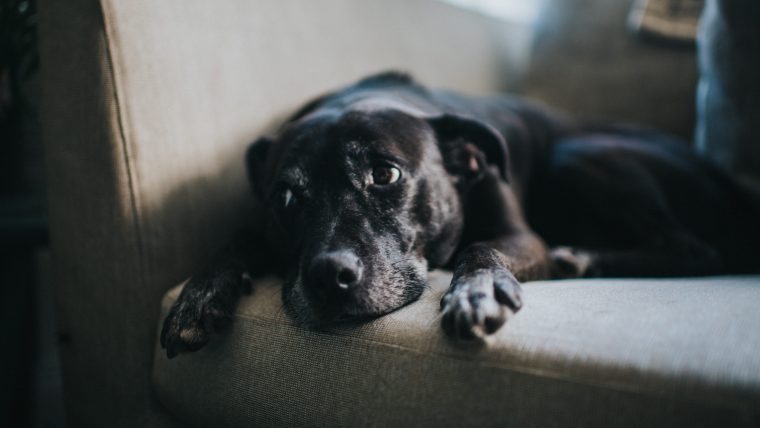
371 166 401 185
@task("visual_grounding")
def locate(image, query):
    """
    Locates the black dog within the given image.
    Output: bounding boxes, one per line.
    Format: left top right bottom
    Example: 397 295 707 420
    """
161 72 760 358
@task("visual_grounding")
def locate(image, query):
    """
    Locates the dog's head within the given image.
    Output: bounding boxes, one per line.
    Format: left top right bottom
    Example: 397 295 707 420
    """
247 78 508 325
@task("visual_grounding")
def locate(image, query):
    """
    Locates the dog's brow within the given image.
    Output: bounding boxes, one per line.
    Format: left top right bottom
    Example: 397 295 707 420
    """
367 149 407 167
342 140 408 169
343 140 365 157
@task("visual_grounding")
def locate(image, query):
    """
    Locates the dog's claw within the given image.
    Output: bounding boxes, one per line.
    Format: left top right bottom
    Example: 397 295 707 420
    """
440 267 522 340
161 301 224 359
550 247 594 278
160 273 242 359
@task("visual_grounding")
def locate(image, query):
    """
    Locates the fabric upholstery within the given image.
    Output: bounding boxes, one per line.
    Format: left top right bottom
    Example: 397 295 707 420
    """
39 0 530 426
154 273 760 427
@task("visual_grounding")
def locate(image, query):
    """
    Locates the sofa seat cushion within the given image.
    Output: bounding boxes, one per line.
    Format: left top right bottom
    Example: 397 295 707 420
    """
152 272 760 427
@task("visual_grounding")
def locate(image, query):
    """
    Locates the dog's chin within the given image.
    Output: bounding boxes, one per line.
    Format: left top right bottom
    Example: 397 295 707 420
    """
313 310 383 328
280 280 349 328
282 278 424 329
282 292 394 329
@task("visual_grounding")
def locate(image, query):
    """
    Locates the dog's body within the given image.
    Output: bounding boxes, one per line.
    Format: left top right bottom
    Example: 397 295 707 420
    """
161 72 760 357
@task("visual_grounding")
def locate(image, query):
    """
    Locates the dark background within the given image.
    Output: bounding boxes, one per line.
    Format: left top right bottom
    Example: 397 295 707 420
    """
1 0 65 426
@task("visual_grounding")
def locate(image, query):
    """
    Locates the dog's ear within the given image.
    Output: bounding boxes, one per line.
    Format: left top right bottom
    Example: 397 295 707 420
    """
246 136 273 200
428 114 510 183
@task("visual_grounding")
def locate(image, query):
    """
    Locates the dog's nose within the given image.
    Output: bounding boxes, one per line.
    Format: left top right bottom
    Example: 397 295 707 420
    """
309 251 363 292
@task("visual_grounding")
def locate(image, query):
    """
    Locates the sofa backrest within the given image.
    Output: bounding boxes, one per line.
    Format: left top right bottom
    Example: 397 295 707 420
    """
521 0 697 140
39 0 530 425
522 0 699 139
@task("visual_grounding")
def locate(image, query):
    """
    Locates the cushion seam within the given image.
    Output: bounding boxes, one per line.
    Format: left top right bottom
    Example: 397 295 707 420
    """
97 1 147 289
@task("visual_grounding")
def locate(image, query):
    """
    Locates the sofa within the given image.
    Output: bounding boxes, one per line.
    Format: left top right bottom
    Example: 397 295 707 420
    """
40 0 760 426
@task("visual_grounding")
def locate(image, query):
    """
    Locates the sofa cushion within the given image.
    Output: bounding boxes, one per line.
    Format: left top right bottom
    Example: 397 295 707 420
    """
153 272 760 427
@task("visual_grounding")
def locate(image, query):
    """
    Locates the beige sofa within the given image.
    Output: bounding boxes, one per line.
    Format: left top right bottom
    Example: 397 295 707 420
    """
40 0 760 426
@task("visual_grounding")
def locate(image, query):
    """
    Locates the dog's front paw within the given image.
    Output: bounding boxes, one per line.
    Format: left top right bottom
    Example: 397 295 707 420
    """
160 272 250 358
440 267 523 340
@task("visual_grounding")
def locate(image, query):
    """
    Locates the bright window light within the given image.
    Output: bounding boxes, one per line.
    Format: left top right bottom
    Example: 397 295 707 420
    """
439 0 544 23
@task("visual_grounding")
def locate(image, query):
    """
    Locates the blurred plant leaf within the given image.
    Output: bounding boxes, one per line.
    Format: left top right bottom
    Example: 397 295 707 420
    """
0 0 38 114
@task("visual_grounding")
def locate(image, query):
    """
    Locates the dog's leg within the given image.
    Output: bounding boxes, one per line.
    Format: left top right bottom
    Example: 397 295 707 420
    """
441 174 552 339
550 233 723 278
160 229 276 358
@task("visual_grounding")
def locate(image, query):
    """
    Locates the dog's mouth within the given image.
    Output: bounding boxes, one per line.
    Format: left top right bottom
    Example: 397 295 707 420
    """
282 284 389 327
282 265 428 328
291 298 413 330
332 311 383 325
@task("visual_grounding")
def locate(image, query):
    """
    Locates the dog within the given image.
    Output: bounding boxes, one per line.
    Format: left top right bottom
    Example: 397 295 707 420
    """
161 71 760 358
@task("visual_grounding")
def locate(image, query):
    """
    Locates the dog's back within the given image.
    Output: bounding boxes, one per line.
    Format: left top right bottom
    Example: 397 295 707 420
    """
289 72 760 275
525 125 760 273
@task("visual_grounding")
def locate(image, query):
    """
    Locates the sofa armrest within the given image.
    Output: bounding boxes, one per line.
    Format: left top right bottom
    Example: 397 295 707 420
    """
153 273 760 427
